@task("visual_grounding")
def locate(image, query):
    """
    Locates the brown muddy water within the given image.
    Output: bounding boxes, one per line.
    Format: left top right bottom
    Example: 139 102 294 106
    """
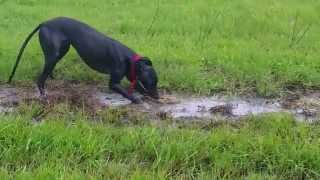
0 84 319 122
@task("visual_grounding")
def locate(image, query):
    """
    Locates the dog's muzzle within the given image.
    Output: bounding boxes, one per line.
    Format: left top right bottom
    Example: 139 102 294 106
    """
138 81 159 99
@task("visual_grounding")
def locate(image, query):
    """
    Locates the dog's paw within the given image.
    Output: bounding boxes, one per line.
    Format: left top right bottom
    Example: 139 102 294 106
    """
39 93 50 105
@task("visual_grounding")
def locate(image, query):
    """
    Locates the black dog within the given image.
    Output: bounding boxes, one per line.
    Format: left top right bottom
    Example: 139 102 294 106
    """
8 17 159 103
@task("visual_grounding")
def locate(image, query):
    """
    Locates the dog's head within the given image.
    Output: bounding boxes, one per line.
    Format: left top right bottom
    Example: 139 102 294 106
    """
136 57 159 99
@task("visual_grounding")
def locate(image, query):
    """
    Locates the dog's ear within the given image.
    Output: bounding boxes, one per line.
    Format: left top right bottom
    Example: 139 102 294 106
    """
136 57 153 74
141 57 152 66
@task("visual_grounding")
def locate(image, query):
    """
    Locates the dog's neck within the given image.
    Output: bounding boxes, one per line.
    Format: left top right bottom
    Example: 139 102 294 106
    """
128 54 142 95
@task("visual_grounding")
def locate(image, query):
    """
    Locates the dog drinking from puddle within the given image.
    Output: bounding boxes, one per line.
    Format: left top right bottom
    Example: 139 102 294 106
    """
8 17 159 104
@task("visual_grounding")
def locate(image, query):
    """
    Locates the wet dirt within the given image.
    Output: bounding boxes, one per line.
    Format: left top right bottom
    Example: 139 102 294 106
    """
158 96 283 118
0 84 319 122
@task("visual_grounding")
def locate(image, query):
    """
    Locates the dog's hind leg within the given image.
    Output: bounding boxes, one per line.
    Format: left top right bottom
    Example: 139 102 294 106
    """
37 60 57 97
37 27 70 97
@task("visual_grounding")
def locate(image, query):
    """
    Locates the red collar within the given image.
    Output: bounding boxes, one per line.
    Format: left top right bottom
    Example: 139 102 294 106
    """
128 54 142 95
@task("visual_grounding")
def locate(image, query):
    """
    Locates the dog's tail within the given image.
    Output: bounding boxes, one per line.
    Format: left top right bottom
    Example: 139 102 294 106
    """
7 24 41 83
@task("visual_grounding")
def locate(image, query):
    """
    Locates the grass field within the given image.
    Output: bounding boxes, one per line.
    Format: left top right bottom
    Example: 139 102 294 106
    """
0 105 319 179
1 0 320 96
1 0 320 179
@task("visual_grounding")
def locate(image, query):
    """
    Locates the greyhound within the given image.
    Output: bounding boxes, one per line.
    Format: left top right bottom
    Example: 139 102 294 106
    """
8 17 159 104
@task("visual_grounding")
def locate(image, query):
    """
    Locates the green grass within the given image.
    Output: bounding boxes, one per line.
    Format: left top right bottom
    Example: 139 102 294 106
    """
1 0 320 179
0 105 319 179
0 0 320 96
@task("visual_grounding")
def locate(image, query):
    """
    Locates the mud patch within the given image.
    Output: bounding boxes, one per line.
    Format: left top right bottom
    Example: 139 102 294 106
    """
0 84 319 122
159 96 283 119
281 91 320 121
96 92 142 107
157 94 320 121
0 87 17 113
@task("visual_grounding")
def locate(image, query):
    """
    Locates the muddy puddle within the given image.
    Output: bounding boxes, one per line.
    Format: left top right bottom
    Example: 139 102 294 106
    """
0 84 319 122
159 97 282 118
158 96 320 122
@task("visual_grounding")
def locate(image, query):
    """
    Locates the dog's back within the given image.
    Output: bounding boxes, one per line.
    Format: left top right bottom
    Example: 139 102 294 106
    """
41 17 135 73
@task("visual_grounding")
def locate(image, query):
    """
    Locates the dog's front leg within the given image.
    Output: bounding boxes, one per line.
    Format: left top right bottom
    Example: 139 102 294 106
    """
109 75 142 104
110 83 141 103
